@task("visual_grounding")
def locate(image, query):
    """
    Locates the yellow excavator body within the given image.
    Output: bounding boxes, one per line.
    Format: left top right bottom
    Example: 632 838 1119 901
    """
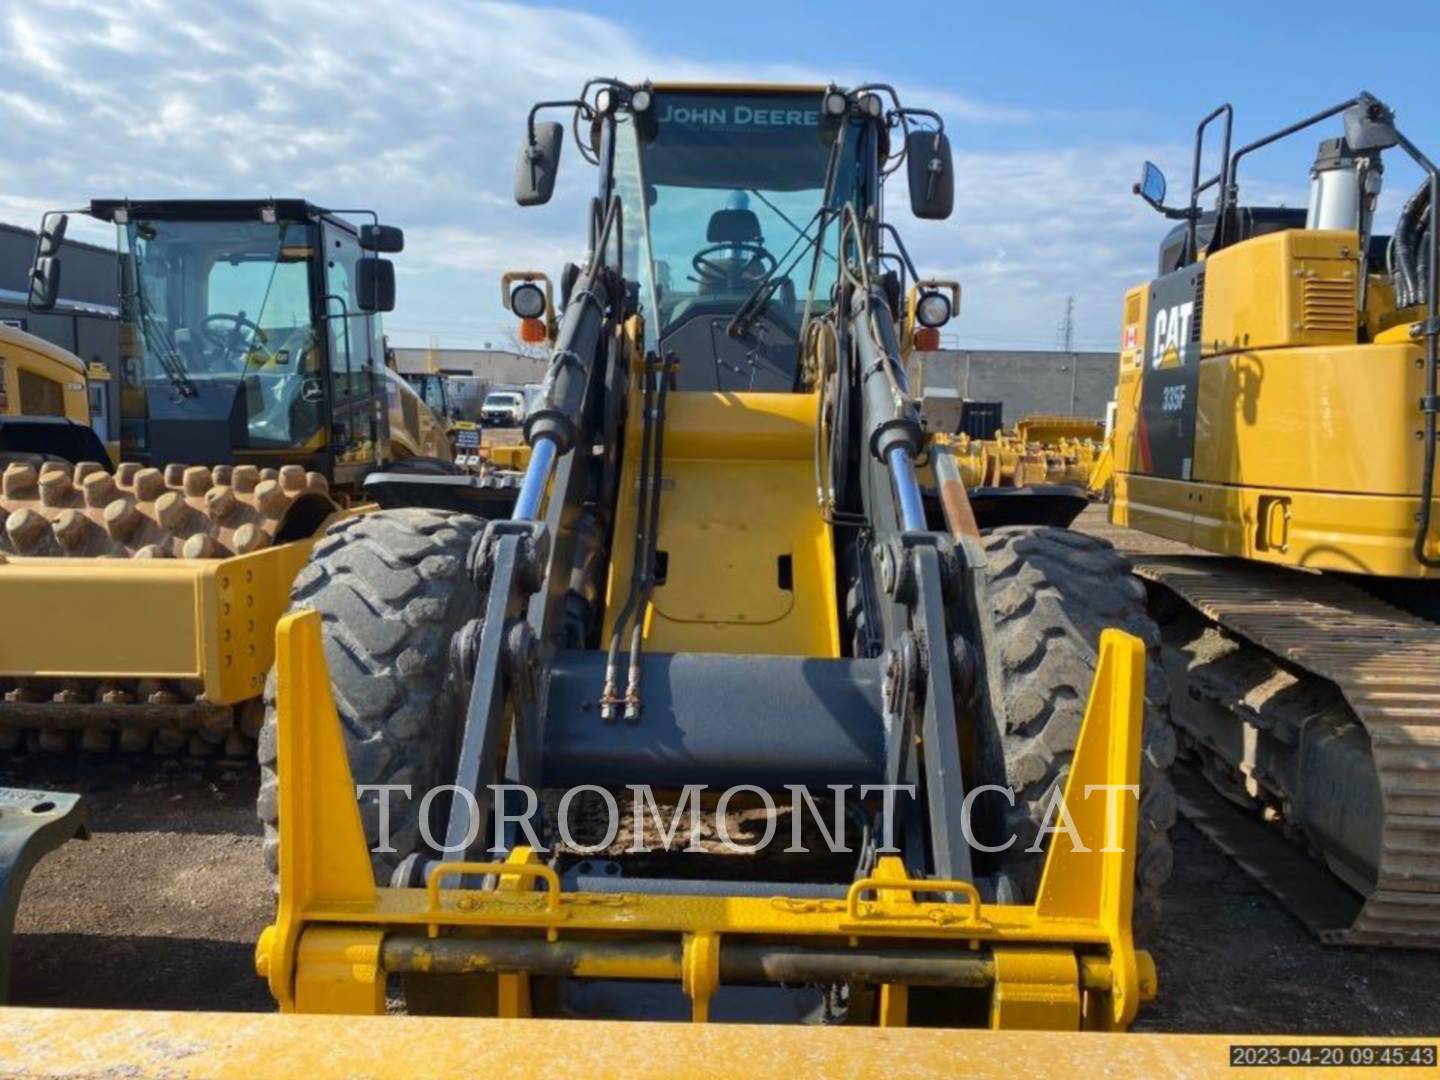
1111 92 1440 945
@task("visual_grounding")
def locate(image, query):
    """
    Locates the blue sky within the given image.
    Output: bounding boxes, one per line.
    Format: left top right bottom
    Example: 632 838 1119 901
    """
2 1 1436 352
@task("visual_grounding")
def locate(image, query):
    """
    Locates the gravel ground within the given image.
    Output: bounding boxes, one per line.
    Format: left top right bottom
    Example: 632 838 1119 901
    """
1 504 1436 1033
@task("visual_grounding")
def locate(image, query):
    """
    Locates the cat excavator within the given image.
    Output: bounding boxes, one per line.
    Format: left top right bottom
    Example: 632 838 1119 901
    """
1115 92 1440 946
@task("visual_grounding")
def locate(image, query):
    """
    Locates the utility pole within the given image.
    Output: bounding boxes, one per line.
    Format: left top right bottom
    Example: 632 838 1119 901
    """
1058 296 1078 414
1057 295 1075 353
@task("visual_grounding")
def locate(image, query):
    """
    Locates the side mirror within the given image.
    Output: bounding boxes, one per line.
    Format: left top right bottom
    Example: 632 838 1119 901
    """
28 213 68 311
360 224 405 253
356 257 396 313
1344 98 1399 152
28 257 61 311
1135 162 1168 209
906 130 954 220
515 121 563 207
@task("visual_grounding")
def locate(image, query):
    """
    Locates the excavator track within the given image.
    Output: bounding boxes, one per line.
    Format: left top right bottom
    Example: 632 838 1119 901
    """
1134 555 1440 947
0 459 335 756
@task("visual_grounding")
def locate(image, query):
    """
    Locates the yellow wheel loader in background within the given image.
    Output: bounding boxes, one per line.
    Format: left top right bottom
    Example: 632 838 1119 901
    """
1114 92 1440 946
0 199 476 758
254 78 1173 1032
0 322 114 468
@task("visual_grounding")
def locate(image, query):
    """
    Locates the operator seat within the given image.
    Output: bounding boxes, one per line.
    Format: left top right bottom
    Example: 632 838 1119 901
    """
697 208 766 296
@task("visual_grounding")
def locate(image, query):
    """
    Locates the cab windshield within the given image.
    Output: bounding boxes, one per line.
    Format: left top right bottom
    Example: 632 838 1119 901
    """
118 217 322 448
620 91 846 341
410 374 449 418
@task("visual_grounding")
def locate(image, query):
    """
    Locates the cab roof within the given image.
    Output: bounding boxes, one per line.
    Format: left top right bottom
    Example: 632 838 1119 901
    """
89 199 343 226
650 82 827 95
0 323 87 377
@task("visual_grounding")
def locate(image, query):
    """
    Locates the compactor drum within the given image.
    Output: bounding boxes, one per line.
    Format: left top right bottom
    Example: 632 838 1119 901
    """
257 80 1170 1031
0 459 332 754
1116 93 1440 945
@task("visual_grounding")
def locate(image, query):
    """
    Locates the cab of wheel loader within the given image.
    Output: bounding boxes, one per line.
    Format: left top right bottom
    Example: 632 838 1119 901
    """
29 199 405 487
514 81 956 392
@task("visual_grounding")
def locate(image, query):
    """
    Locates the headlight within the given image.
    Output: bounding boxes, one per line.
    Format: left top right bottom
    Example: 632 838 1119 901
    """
823 90 849 117
631 88 653 113
915 290 951 328
511 282 546 319
858 92 883 119
596 87 617 115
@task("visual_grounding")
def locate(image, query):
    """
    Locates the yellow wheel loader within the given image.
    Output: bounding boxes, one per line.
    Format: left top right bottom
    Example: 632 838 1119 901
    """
1115 92 1440 946
255 79 1172 1032
0 323 114 468
0 199 486 758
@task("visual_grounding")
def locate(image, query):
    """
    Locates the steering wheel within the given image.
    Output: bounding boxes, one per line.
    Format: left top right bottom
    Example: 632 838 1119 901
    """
201 312 267 356
690 241 776 292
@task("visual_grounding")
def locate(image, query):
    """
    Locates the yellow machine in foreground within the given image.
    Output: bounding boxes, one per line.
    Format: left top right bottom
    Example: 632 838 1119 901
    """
252 78 1174 1033
1115 92 1440 945
0 199 459 756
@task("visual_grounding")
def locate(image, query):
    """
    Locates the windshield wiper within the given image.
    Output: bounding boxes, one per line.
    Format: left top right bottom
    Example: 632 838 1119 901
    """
131 254 198 399
139 299 198 398
726 207 833 339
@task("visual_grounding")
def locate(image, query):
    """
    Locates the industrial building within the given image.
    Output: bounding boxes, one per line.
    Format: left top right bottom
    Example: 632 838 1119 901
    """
391 345 548 385
909 348 1116 426
0 223 119 362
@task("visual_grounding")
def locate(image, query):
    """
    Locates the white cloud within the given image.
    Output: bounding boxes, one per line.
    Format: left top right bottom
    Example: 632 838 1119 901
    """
0 0 1185 350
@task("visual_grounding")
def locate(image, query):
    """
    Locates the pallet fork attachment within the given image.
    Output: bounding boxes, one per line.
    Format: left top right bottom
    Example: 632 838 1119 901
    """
256 611 1155 1030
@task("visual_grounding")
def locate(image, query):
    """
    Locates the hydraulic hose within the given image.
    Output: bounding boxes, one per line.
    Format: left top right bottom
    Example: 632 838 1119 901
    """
1392 179 1429 308
1411 170 1440 568
601 358 656 718
623 355 673 720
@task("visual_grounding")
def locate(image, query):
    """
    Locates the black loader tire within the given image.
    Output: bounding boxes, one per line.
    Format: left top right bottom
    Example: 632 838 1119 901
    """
984 525 1176 931
257 508 487 882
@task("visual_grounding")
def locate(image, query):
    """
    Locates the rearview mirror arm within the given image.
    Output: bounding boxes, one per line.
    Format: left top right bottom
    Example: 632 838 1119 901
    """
526 99 594 153
1133 185 1198 221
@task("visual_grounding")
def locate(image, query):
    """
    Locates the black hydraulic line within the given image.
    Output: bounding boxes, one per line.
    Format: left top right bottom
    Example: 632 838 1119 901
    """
727 208 829 339
623 353 673 720
1395 134 1440 568
601 356 657 719
1393 179 1429 307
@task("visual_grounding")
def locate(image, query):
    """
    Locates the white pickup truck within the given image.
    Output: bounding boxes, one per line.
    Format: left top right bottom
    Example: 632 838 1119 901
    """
480 389 526 427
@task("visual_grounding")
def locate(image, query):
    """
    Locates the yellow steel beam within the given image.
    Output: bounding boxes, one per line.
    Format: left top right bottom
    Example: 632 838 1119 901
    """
254 610 377 1012
0 1009 1434 1079
0 538 315 704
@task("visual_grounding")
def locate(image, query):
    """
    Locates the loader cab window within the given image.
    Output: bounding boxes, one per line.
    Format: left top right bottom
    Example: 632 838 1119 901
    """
618 91 846 389
119 216 325 450
410 374 449 418
322 221 383 466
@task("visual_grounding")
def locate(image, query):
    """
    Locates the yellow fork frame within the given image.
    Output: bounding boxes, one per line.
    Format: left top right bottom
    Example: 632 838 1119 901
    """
255 612 1156 1030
